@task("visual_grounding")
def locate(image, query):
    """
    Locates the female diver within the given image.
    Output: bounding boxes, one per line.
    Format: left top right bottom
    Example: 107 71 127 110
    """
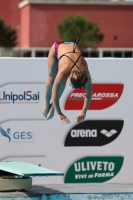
42 36 92 124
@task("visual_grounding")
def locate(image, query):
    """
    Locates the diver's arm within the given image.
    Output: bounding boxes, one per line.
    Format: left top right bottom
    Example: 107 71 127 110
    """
82 80 92 113
76 80 92 123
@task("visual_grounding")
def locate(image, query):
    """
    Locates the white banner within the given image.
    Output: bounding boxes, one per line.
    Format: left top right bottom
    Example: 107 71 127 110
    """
0 58 133 184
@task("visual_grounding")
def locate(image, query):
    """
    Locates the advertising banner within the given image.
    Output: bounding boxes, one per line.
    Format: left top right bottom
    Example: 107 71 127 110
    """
0 58 133 184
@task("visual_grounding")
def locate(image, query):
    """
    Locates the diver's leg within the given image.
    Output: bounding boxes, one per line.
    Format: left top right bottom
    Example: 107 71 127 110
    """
42 43 58 118
47 82 66 120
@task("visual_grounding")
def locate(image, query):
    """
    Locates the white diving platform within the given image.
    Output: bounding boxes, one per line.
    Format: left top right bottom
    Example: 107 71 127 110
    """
0 161 64 191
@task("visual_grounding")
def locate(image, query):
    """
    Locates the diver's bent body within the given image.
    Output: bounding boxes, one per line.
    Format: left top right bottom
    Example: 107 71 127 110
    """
42 36 92 124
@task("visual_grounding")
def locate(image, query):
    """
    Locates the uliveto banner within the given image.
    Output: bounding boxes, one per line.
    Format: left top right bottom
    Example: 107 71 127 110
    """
64 156 124 183
0 58 132 184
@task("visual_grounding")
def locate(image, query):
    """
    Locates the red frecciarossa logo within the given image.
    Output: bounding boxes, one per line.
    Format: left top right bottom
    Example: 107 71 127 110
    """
64 84 124 110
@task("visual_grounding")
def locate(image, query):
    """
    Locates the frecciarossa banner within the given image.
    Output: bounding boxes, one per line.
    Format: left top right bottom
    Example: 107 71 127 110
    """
64 84 124 110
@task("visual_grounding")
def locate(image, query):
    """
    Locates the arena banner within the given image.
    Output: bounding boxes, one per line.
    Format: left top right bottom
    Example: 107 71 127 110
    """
0 58 133 184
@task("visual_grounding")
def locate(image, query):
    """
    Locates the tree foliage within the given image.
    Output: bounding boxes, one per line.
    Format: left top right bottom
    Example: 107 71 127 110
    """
0 18 17 48
58 14 104 48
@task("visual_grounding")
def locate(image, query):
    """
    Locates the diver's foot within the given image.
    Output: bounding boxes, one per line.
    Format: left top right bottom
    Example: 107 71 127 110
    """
47 104 54 120
42 105 49 119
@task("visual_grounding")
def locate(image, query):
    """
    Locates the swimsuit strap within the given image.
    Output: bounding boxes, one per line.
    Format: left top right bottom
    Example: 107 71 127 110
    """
64 54 83 73
58 35 81 60
58 35 83 74
73 35 81 53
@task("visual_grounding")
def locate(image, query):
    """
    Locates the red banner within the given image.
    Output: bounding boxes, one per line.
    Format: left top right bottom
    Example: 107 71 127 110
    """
64 84 124 110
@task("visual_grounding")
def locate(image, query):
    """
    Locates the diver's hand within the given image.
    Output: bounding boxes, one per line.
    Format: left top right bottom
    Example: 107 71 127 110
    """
76 111 86 123
57 113 70 124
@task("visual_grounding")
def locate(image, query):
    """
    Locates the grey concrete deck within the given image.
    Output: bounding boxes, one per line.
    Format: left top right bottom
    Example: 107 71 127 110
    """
0 183 133 198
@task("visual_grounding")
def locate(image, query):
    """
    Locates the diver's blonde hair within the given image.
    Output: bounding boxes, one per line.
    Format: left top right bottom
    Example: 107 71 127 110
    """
70 70 88 89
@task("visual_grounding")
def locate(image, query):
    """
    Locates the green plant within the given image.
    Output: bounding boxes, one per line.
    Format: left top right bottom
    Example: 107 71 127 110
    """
58 14 104 48
0 18 17 48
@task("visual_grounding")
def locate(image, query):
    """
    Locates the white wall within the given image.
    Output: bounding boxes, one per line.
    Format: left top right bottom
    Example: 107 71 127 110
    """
0 58 132 184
